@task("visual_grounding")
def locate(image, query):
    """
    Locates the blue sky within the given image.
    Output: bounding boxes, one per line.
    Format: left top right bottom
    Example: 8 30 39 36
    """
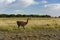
0 0 60 16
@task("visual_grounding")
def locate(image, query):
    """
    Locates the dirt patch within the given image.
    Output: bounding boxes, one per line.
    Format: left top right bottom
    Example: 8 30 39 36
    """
0 30 60 40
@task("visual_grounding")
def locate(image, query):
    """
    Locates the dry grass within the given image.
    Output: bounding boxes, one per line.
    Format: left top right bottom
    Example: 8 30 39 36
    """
0 17 60 32
0 18 60 40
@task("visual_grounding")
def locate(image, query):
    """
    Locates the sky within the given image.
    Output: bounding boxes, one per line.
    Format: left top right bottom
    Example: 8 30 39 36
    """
0 0 60 16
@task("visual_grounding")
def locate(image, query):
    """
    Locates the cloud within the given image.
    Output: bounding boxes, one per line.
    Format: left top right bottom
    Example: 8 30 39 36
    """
5 0 16 4
44 4 60 16
41 0 47 4
44 4 60 10
0 0 16 4
0 0 16 8
0 0 39 14
0 0 38 7
13 10 24 13
0 0 4 3
21 0 38 7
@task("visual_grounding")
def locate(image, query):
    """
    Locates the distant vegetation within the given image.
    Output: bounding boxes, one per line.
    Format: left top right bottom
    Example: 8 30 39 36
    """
0 14 51 18
59 16 60 18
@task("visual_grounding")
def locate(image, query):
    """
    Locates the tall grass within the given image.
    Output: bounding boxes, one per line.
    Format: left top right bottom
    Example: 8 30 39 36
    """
0 18 60 32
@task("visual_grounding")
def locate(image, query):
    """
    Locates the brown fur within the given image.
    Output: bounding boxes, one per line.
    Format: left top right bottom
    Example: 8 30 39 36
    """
17 18 29 29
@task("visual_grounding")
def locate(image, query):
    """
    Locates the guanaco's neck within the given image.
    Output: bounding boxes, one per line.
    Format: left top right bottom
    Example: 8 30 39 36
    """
27 18 29 23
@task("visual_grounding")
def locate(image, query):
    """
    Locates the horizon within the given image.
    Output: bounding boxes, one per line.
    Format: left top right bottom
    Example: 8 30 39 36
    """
0 14 60 17
0 0 60 17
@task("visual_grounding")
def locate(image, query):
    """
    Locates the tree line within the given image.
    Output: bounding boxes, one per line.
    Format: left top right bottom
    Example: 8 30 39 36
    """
0 14 52 18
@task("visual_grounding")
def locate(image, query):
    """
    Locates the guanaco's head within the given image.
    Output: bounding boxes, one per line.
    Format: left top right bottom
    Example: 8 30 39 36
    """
27 17 31 20
26 17 31 23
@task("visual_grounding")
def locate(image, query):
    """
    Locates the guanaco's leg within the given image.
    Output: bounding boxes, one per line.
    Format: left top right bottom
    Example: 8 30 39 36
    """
23 26 25 29
18 25 20 29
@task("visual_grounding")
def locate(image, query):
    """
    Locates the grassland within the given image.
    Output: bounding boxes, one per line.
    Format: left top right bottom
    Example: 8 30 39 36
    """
0 17 60 40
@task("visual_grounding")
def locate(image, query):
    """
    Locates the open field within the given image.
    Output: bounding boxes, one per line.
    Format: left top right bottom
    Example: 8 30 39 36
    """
0 17 60 40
